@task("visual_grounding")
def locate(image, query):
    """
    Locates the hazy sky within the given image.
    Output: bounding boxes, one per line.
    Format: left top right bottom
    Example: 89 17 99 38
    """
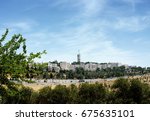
0 0 150 67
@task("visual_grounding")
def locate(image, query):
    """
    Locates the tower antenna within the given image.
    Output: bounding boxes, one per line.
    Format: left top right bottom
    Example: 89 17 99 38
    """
77 50 80 64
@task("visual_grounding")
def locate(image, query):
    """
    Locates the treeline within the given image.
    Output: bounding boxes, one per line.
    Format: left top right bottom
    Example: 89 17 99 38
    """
0 78 150 104
27 64 150 79
59 66 150 79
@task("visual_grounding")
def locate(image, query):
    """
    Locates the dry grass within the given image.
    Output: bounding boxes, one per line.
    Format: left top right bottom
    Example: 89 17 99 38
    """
23 74 150 91
23 79 116 91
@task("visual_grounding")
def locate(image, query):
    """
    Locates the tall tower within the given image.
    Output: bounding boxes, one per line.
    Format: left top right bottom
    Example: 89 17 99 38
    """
77 50 80 64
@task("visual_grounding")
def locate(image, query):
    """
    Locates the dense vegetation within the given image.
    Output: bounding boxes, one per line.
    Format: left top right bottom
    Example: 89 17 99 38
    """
58 66 150 79
0 78 150 104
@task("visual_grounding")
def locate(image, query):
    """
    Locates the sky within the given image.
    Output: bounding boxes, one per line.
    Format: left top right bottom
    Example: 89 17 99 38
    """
0 0 150 67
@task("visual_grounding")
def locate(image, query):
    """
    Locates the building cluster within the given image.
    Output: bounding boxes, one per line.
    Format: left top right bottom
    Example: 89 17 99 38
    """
49 62 124 72
48 53 127 72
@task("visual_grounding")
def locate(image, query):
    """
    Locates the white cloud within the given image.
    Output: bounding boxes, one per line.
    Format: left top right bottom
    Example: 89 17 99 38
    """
12 22 31 30
63 0 150 33
78 0 106 17
25 20 136 65
113 15 150 32
19 0 139 65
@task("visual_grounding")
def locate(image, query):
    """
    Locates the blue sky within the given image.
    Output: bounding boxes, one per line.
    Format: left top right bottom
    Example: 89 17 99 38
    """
0 0 150 67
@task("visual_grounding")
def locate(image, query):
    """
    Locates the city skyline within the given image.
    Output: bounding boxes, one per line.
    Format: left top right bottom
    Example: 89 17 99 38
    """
0 0 150 67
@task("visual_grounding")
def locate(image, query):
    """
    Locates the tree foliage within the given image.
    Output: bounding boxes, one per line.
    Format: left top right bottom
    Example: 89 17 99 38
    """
0 29 46 103
0 29 46 85
0 78 150 104
112 78 150 103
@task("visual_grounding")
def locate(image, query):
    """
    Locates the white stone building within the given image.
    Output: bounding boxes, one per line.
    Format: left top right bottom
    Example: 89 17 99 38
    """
48 62 60 72
60 62 71 70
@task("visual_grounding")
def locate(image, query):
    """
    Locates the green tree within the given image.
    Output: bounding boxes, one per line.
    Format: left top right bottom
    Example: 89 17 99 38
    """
0 29 46 84
2 84 20 104
141 83 150 103
78 83 107 104
0 29 46 103
112 78 131 103
51 85 69 104
38 86 52 104
129 79 150 103
68 84 78 103
18 86 34 104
